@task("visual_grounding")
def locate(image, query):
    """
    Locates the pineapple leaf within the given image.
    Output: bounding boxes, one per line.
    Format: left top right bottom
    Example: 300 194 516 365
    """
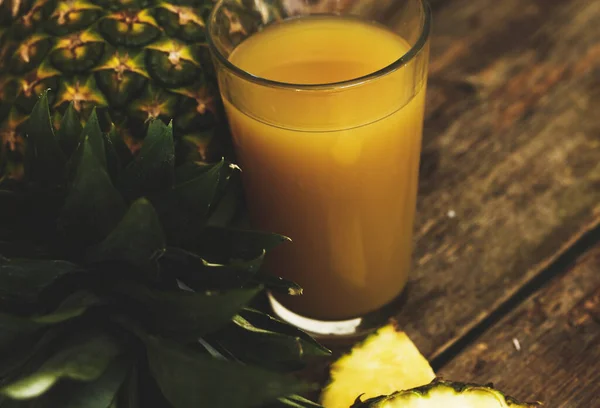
0 92 329 408
251 274 304 297
24 90 66 185
275 395 325 408
1 331 121 400
206 176 242 228
239 309 328 355
107 126 133 170
103 128 122 183
118 120 175 202
117 283 261 338
0 291 100 349
174 161 212 183
116 363 139 408
0 313 43 349
0 241 51 261
145 335 313 408
32 291 101 324
63 356 132 408
58 137 127 247
86 198 165 280
56 103 83 158
0 291 101 346
173 158 224 217
0 258 82 304
79 108 106 169
210 308 330 371
151 159 226 246
0 396 22 407
161 247 265 291
0 326 64 380
191 226 290 262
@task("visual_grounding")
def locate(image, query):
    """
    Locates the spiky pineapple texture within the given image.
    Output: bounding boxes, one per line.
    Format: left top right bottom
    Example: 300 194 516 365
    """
0 91 329 408
0 0 277 179
0 0 357 180
351 379 541 408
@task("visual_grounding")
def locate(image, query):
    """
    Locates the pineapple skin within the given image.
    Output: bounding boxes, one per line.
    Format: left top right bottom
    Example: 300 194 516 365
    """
0 0 254 177
351 379 541 408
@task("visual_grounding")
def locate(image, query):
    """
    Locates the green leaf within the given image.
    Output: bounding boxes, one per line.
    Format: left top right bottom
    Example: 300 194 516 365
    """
56 103 83 158
0 313 43 350
0 257 83 304
86 198 165 279
107 127 133 170
80 108 106 169
275 395 324 408
0 241 51 260
103 126 122 183
63 356 132 408
117 120 174 202
32 291 102 324
211 308 329 371
174 161 212 183
1 332 121 400
58 137 127 246
238 309 328 354
151 159 226 246
0 326 64 381
24 90 66 185
0 291 101 359
173 158 224 217
206 164 243 227
0 190 20 240
0 396 25 407
161 247 265 291
251 274 304 297
117 283 261 337
191 226 290 263
115 363 139 408
146 336 312 408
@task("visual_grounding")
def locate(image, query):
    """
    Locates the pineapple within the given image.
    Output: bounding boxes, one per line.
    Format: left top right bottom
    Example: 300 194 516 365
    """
0 92 330 407
320 325 435 408
351 379 540 408
0 0 284 181
322 326 540 408
0 0 366 181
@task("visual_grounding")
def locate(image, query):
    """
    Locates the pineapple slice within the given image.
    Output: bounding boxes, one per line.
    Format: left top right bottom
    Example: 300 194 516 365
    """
350 379 540 408
320 324 435 408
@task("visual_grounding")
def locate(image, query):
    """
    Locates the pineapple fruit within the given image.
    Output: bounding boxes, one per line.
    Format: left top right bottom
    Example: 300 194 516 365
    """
320 325 435 408
351 380 540 408
322 324 540 408
0 0 280 178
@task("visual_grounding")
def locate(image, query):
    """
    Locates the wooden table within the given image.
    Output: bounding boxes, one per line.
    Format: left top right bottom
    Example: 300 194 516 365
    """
401 0 600 404
308 0 600 406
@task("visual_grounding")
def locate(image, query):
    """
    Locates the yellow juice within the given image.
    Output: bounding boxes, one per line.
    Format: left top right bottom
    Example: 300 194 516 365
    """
220 16 427 320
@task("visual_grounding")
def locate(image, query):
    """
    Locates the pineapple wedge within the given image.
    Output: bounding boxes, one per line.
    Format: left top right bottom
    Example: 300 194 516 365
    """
320 324 435 408
350 379 540 408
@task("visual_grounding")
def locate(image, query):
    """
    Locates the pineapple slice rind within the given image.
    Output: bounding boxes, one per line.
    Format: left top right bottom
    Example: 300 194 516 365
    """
352 380 541 408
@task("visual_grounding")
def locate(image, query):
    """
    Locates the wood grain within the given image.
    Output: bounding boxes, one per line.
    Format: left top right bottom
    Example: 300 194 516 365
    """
439 242 600 406
395 0 600 360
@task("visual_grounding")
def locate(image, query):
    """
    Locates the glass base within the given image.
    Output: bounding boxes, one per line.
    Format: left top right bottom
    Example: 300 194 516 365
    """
267 287 409 343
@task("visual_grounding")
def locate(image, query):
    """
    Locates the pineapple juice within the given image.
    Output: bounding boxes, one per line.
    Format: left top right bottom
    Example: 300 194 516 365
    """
221 16 427 320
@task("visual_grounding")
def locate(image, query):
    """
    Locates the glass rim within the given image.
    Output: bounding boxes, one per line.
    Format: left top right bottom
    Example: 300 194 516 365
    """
207 0 432 91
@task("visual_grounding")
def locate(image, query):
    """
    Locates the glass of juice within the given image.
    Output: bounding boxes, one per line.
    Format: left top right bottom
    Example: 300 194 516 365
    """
208 0 430 337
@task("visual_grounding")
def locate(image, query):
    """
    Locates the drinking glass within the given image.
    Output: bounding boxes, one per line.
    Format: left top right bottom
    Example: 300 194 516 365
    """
208 0 431 337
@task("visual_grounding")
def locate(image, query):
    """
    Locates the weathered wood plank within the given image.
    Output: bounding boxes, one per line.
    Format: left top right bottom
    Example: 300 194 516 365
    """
439 242 600 406
395 0 600 360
